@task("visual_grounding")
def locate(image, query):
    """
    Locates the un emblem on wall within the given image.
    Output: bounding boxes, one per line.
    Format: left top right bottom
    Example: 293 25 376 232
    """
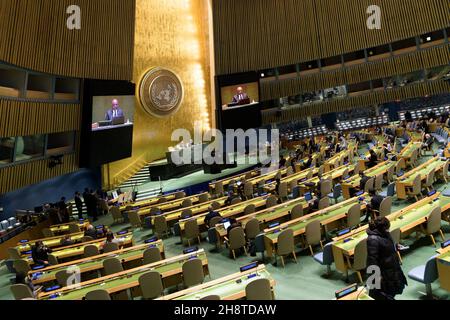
138 67 184 117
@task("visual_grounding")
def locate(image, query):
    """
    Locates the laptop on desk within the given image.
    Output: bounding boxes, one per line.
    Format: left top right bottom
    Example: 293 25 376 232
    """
112 116 125 125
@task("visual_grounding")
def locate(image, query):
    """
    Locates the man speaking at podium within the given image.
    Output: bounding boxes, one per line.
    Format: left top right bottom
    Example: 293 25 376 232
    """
105 99 124 121
231 86 250 105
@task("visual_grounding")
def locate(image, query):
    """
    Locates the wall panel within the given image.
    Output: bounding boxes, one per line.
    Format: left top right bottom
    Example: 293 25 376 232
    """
0 153 78 194
0 100 81 137
0 0 135 80
213 0 450 75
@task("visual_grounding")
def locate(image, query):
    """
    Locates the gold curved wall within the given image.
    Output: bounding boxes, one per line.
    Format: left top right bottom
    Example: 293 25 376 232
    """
105 0 212 188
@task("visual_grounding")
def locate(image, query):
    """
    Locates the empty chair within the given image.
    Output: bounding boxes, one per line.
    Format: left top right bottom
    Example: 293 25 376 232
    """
374 174 383 192
386 165 395 183
423 207 445 246
406 175 422 202
245 278 273 300
158 197 167 204
47 254 58 266
286 166 294 176
153 215 169 238
276 229 297 267
69 223 81 233
84 244 99 258
13 259 30 274
377 197 392 218
182 199 192 208
210 201 221 210
364 178 374 193
150 207 161 215
306 169 314 180
110 206 123 224
198 193 210 203
347 203 361 228
200 295 220 300
265 195 278 208
305 220 323 255
290 204 303 219
175 191 186 199
209 216 223 228
436 160 449 183
407 255 439 297
85 289 111 300
181 209 193 219
55 269 77 287
278 182 288 202
245 172 253 179
103 257 123 276
318 196 330 210
138 271 164 299
228 227 247 259
423 170 435 193
243 204 256 216
245 218 260 241
230 197 242 205
143 247 161 265
380 182 395 198
395 158 406 174
214 182 224 197
353 162 361 175
103 242 119 253
184 219 201 246
348 239 367 284
313 242 334 276
320 179 332 196
128 211 143 229
275 171 282 180
10 284 34 300
42 228 53 238
318 165 324 177
390 228 403 264
81 236 94 242
291 185 300 199
8 247 21 260
244 182 254 199
328 184 342 204
182 258 204 288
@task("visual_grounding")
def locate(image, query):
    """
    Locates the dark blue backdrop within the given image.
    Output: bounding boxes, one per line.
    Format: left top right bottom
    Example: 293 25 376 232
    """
0 168 101 219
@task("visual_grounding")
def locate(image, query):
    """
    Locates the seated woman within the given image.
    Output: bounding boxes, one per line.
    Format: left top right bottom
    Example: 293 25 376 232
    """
100 232 124 250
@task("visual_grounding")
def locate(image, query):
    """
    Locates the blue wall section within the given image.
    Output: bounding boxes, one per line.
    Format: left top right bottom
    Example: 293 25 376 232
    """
0 168 101 219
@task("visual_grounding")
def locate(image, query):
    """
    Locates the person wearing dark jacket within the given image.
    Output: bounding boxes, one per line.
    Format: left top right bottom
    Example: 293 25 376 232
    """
84 224 98 240
366 217 407 300
31 241 52 266
359 172 371 192
364 189 385 222
204 206 221 228
74 192 83 219
367 149 378 168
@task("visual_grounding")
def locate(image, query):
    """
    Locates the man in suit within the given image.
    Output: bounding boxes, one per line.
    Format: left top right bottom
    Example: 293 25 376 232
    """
74 192 83 219
204 206 221 228
105 99 124 121
231 87 249 104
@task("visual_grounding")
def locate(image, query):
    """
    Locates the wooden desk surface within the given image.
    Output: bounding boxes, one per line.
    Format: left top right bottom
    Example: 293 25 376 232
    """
29 241 164 285
157 265 275 300
38 249 208 300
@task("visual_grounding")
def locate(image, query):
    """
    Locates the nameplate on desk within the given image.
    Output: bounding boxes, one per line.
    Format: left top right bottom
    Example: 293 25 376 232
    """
95 225 104 229
355 191 364 196
44 285 61 292
337 228 351 237
145 236 158 244
335 284 358 299
268 222 280 229
304 192 312 201
427 190 437 197
23 250 32 254
32 265 45 270
183 247 199 254
240 262 258 273
442 239 450 249
117 231 127 235
19 240 28 243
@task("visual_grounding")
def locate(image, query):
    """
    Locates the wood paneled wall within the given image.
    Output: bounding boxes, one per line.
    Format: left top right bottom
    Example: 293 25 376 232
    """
260 44 450 101
0 153 78 194
0 0 135 80
0 100 81 137
262 80 450 124
213 0 450 75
